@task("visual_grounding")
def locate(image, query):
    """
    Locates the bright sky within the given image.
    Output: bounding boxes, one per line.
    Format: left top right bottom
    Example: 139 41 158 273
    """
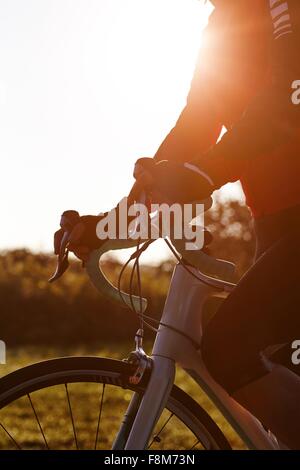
0 0 243 263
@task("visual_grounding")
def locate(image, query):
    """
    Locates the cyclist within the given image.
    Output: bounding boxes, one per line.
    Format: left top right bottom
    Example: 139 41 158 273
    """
55 0 300 448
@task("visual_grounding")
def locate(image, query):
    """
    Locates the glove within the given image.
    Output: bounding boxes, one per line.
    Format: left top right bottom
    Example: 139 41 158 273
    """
54 202 139 261
131 158 215 205
54 212 103 262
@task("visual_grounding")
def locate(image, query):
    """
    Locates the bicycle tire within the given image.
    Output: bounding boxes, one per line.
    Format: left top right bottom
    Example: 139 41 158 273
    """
0 357 231 450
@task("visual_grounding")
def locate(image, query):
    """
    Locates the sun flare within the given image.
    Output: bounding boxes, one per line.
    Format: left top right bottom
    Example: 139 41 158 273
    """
0 0 221 260
104 0 213 119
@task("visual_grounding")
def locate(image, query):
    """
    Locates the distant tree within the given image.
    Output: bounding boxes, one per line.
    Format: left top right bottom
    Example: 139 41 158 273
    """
205 198 256 277
0 199 256 345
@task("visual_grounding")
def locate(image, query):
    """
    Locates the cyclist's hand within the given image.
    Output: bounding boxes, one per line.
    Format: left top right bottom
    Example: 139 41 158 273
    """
130 158 215 205
54 214 103 262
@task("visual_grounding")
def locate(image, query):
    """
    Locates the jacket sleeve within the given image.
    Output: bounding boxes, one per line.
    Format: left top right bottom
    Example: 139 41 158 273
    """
195 0 300 188
154 11 223 163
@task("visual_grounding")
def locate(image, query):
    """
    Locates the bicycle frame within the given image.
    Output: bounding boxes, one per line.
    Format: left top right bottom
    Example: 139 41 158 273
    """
85 244 284 450
116 264 281 450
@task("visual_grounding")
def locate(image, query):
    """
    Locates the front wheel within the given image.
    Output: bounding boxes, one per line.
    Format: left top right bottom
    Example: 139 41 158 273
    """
0 357 230 450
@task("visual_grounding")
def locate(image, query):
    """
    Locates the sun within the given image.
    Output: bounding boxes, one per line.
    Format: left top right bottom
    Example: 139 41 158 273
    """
103 0 213 124
0 0 215 257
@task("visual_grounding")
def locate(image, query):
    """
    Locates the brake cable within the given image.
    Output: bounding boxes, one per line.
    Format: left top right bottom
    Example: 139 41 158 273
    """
117 222 225 337
164 237 225 291
116 240 152 306
129 243 143 328
129 247 158 333
117 240 159 333
127 244 203 349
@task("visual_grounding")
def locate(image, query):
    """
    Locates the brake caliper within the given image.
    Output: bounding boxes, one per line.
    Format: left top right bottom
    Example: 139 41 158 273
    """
125 329 153 385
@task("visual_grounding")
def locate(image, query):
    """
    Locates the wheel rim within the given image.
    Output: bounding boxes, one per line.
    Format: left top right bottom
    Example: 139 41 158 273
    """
0 367 225 450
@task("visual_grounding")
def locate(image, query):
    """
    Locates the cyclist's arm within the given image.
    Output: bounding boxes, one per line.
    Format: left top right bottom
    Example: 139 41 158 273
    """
154 11 223 163
194 0 300 188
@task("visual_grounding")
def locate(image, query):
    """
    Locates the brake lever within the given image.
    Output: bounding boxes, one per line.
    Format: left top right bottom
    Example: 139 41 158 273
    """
49 231 71 283
48 250 70 283
49 210 81 283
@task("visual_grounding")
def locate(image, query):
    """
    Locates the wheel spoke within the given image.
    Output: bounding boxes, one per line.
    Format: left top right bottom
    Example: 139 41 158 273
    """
65 384 79 450
148 412 174 449
94 383 106 450
27 393 49 449
0 360 226 450
0 421 22 450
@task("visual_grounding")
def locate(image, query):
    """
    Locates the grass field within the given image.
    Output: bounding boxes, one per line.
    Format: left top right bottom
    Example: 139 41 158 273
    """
0 345 246 450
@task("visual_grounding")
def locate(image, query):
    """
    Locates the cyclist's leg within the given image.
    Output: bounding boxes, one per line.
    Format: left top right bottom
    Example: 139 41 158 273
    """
232 364 300 448
254 205 300 377
202 228 300 448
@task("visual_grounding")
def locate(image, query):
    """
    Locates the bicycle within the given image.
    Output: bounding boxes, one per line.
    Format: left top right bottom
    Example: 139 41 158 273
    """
0 207 285 450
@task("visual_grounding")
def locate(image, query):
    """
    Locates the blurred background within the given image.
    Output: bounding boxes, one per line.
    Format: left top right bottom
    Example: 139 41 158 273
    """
0 0 255 345
0 0 254 449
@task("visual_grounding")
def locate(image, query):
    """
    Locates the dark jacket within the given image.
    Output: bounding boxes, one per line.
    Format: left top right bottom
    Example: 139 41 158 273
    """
154 0 300 217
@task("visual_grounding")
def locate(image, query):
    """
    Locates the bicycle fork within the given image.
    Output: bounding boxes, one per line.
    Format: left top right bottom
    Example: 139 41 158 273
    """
113 355 175 450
